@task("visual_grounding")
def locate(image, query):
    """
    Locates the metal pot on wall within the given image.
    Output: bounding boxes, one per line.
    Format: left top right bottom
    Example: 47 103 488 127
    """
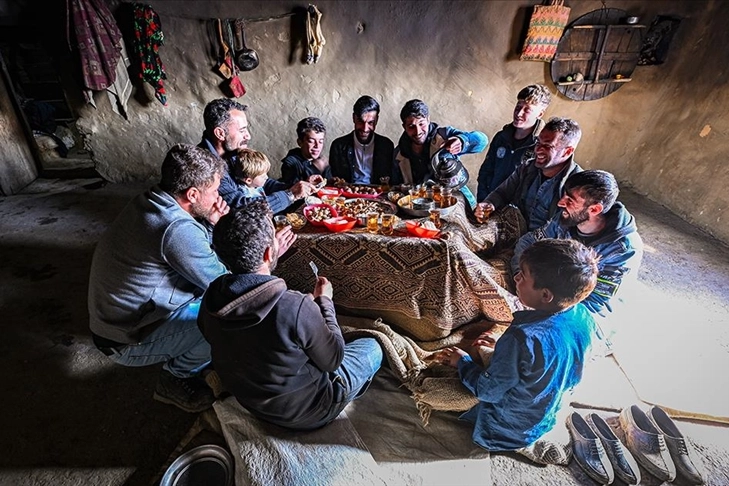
234 19 259 71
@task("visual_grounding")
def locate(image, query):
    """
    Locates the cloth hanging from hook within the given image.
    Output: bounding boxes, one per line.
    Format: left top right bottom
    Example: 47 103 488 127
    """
131 3 168 105
306 4 326 64
66 0 126 107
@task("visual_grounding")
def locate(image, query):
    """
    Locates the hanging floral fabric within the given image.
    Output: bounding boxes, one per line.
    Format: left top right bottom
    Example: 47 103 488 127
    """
132 3 167 105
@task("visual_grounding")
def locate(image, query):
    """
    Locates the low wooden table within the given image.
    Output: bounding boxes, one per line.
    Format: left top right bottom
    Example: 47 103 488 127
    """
274 197 526 341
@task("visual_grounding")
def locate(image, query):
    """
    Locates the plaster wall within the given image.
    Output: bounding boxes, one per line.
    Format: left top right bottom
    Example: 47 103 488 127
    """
69 0 727 243
0 57 36 195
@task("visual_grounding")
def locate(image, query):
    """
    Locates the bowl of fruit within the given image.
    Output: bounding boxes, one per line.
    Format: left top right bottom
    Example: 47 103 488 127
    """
303 204 338 227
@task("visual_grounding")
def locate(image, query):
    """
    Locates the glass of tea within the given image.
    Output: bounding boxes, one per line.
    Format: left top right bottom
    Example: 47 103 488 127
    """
381 214 395 235
428 208 442 229
366 212 380 234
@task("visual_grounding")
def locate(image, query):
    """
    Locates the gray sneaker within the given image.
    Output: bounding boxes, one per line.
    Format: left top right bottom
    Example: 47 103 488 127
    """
648 406 707 485
585 413 641 485
516 438 572 466
153 370 215 413
618 405 676 482
566 412 614 485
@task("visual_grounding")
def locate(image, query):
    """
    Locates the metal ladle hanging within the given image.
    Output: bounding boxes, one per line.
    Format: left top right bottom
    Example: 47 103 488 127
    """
234 19 259 71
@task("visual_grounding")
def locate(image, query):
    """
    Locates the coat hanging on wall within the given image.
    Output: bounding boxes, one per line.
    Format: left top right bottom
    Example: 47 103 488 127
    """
131 3 167 105
520 0 571 62
637 15 681 66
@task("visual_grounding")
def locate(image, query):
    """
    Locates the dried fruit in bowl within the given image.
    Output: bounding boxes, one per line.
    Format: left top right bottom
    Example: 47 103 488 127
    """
286 212 307 229
303 204 338 226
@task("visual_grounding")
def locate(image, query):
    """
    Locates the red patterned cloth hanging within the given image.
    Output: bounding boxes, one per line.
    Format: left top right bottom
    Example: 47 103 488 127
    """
132 3 167 105
66 0 123 92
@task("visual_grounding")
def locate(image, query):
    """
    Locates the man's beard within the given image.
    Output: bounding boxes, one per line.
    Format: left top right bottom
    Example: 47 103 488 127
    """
560 207 590 227
190 201 213 222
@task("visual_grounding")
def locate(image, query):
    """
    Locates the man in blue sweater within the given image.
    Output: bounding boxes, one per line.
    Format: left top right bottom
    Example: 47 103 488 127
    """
88 144 229 413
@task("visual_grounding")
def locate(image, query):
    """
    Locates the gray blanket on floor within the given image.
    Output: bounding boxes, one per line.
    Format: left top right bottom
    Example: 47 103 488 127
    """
213 397 400 486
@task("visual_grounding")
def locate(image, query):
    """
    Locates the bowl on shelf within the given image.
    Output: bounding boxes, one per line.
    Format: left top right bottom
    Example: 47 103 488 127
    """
323 216 357 233
303 203 338 227
405 220 441 239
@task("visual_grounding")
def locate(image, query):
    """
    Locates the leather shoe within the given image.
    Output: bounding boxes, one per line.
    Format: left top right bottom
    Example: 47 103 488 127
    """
619 404 676 482
585 413 641 485
648 406 707 485
567 412 614 484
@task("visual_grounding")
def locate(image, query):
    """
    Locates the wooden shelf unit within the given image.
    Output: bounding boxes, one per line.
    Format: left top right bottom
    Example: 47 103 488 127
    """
551 8 646 101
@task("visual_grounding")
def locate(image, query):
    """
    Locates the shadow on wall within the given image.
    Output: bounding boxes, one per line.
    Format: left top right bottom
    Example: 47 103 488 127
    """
508 6 533 62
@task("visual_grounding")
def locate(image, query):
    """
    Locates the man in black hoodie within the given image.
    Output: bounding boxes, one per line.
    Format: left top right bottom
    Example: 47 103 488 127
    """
198 200 383 430
509 170 644 353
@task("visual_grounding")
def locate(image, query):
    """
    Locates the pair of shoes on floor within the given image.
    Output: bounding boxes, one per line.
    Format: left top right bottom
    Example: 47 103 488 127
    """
516 438 572 466
153 369 216 413
567 411 638 485
619 404 707 484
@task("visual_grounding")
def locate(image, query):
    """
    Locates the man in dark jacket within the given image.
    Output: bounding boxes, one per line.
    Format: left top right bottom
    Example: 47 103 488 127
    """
280 116 333 184
477 117 582 231
198 98 316 215
329 95 395 184
511 170 644 353
199 200 383 430
476 84 551 200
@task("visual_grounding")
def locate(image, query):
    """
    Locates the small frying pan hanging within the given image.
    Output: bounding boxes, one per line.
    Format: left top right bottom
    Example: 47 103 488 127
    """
234 19 259 71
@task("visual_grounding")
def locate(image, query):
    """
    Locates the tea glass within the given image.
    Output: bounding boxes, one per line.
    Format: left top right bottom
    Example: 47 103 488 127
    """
476 202 494 224
379 176 390 193
366 212 380 234
381 214 395 235
273 215 290 230
408 188 419 208
428 208 442 229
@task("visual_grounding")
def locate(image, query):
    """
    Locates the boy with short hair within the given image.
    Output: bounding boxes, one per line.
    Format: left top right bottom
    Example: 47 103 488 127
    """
231 148 273 199
476 84 551 200
439 238 598 465
281 117 333 184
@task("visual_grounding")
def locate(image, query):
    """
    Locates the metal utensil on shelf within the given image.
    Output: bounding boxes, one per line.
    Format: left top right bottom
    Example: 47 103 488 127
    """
309 261 319 279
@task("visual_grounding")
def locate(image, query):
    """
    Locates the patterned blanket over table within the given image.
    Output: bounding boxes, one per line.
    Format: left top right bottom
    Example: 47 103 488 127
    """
274 198 527 341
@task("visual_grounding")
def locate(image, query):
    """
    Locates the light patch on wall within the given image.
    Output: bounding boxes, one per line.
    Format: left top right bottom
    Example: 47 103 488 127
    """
699 125 711 138
332 90 341 103
264 74 281 89
467 90 472 97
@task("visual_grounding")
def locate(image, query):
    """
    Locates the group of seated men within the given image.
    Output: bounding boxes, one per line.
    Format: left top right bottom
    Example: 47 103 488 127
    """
87 86 643 463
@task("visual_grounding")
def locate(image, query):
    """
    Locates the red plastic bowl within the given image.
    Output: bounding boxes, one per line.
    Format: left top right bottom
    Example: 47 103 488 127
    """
323 216 357 233
317 187 341 199
303 204 338 227
405 220 440 239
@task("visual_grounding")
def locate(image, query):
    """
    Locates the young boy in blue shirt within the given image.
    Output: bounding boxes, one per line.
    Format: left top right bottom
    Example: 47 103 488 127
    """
439 238 598 465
